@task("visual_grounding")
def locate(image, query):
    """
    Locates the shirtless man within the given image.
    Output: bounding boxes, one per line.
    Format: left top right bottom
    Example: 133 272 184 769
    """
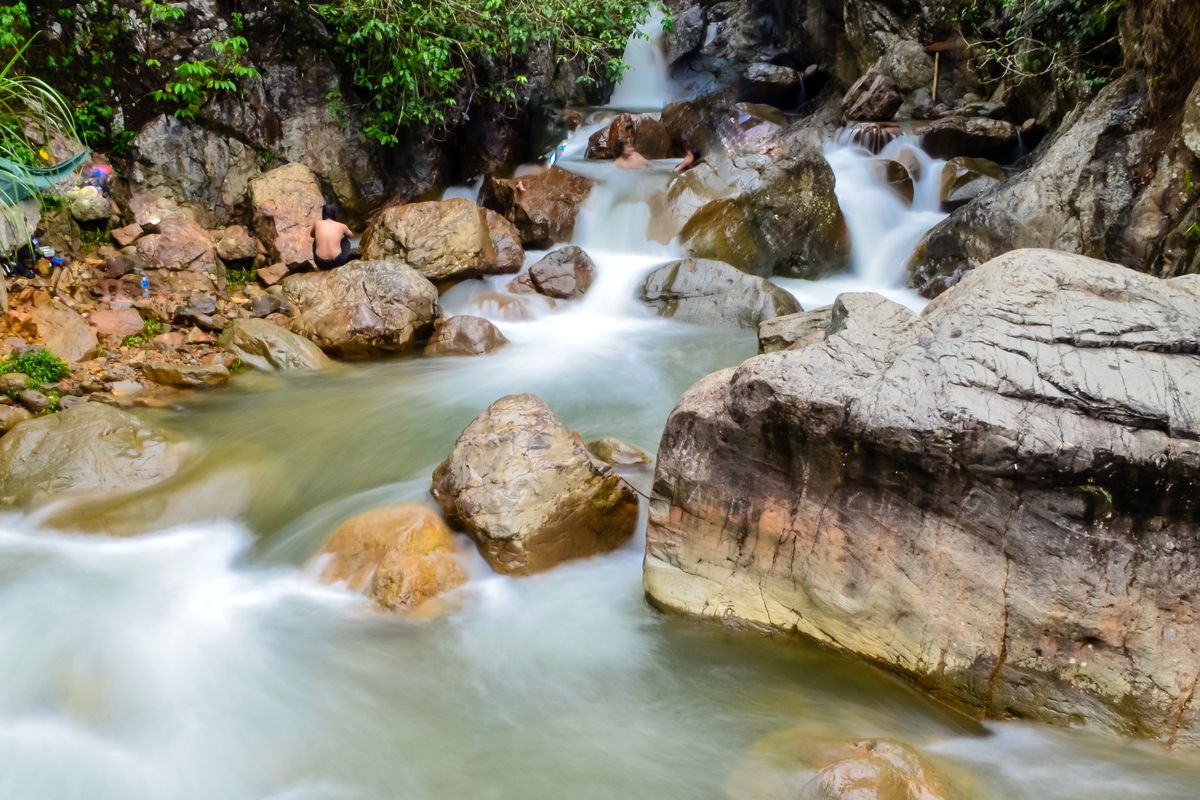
613 140 651 170
313 204 353 270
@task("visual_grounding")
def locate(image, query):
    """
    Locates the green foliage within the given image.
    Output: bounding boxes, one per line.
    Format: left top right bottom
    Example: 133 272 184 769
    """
120 316 164 348
0 3 30 53
307 0 656 143
225 263 257 288
80 225 112 247
0 349 71 386
953 0 1125 92
152 36 260 120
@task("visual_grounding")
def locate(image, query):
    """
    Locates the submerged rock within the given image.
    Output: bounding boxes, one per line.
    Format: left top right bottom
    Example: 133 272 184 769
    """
646 249 1200 747
527 246 596 299
424 315 508 357
282 260 439 358
315 504 468 614
361 198 512 281
641 258 801 328
0 404 191 508
219 318 333 371
432 394 638 575
728 729 951 800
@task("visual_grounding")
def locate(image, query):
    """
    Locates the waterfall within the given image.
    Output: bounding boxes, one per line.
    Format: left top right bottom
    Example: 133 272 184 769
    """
607 10 675 111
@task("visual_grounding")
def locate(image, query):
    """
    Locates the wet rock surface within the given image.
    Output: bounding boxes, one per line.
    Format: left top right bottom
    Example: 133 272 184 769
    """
282 260 439 358
315 504 468 614
361 199 510 281
526 246 596 299
647 250 1200 747
250 163 325 270
432 393 638 575
481 168 595 248
641 258 801 328
218 318 333 371
0 404 192 508
424 315 508 357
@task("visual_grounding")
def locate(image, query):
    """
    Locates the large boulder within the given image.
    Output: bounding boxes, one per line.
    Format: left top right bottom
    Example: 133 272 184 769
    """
250 163 325 269
915 116 1020 161
281 260 439 358
218 318 333 371
679 155 849 279
6 291 98 363
431 394 638 575
480 167 595 248
315 504 468 614
646 250 1200 747
484 209 525 273
586 113 673 159
527 246 596 299
129 192 223 293
842 71 902 122
641 258 801 328
423 315 508 356
360 199 508 281
0 404 191 508
143 361 231 388
131 115 262 227
908 78 1179 296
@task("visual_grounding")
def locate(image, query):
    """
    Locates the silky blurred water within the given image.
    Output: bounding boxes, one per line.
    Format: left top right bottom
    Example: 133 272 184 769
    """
2 17 1199 800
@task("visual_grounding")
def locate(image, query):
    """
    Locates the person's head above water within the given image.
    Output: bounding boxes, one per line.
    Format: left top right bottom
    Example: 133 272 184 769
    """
321 203 338 221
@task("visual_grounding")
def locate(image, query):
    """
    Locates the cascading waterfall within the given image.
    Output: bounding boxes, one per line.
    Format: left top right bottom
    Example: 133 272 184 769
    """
2 14 1200 800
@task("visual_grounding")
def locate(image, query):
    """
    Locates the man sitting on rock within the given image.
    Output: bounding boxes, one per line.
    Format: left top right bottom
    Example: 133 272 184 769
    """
613 140 651 170
313 204 354 270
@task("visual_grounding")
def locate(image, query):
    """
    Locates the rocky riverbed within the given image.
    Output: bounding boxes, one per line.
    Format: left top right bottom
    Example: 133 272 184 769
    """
3 0 1200 797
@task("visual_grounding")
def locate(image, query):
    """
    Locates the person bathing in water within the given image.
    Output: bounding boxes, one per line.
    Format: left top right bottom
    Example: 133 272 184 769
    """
613 140 651 170
674 147 702 173
313 204 354 270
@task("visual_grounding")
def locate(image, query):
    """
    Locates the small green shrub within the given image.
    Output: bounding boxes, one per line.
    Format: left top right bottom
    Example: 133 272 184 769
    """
120 316 164 348
152 36 260 120
226 264 257 288
0 349 71 385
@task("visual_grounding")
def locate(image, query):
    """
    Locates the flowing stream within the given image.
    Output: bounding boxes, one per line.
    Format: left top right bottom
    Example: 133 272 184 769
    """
2 19 1200 800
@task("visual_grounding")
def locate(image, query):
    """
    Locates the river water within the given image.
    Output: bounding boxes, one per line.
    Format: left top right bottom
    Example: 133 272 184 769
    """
2 18 1200 800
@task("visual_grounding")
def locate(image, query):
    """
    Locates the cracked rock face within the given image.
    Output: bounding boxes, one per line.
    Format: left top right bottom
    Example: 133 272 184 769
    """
645 249 1200 747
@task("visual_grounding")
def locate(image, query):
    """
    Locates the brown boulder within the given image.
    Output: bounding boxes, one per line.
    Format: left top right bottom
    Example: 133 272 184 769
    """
915 116 1020 160
842 71 902 122
218 318 333 371
111 223 144 248
89 308 146 339
143 362 231 388
527 246 596 299
282 259 439 358
6 291 99 363
215 225 260 263
424 315 508 356
484 209 525 273
432 394 639 575
360 199 507 281
586 113 673 159
0 405 31 434
250 163 324 269
481 168 594 248
647 251 1200 746
315 504 468 614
